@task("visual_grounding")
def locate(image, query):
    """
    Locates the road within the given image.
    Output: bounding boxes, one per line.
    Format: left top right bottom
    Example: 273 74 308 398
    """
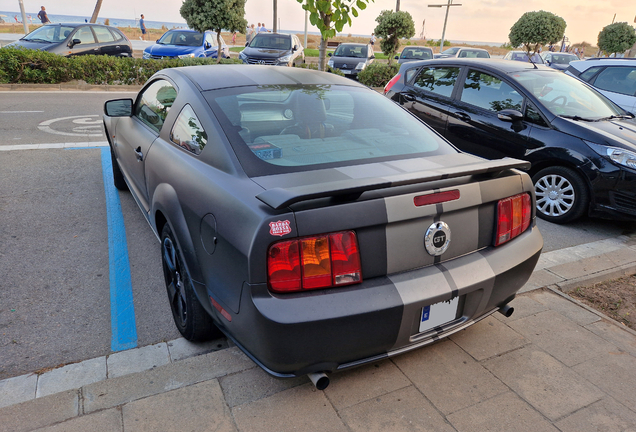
0 91 634 380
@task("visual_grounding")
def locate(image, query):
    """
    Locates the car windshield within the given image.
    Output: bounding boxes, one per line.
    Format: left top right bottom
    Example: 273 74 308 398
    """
550 54 578 64
510 52 543 63
205 85 454 175
401 48 432 60
441 47 460 55
334 45 367 58
513 70 623 119
158 31 202 47
22 25 75 43
249 35 291 50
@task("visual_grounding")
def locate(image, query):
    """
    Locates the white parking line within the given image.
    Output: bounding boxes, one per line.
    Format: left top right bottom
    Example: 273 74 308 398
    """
0 141 108 151
0 111 44 113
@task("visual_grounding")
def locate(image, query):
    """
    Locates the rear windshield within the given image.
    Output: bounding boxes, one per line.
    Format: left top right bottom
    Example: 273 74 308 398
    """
205 85 455 176
401 47 432 60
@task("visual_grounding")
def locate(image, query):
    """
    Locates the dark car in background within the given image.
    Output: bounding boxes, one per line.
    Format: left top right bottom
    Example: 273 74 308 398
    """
239 32 304 66
102 65 542 386
433 47 490 59
566 58 636 113
327 43 375 78
540 52 579 71
385 58 636 223
396 46 434 64
7 23 132 57
503 51 544 64
143 29 229 60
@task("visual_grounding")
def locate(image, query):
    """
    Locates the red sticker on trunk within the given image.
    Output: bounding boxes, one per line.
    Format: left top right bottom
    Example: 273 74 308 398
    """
269 220 291 236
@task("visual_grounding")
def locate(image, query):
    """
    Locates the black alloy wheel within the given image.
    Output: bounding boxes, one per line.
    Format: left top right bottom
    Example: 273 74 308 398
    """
532 166 589 224
161 224 220 341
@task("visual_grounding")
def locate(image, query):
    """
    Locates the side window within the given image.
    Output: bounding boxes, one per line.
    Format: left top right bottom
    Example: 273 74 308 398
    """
205 33 217 47
413 67 460 98
460 69 523 112
135 80 177 133
109 28 125 42
525 102 548 127
579 66 603 82
170 105 208 155
93 26 115 43
593 67 636 96
73 26 96 44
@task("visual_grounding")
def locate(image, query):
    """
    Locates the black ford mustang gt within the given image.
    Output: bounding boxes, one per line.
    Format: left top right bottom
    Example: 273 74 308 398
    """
103 65 543 386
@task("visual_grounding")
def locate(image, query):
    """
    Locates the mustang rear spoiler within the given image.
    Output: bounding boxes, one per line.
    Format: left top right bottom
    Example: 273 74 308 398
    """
256 157 531 210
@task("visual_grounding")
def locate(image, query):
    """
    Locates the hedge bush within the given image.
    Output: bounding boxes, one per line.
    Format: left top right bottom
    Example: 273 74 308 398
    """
0 47 242 85
357 63 400 88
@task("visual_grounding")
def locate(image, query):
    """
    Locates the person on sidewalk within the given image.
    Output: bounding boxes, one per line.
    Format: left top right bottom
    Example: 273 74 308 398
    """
246 24 256 44
37 6 50 24
369 32 376 46
139 14 146 41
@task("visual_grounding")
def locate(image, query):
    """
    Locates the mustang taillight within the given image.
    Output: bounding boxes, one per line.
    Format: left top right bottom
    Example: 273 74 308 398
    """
495 193 531 246
384 73 402 94
267 231 362 293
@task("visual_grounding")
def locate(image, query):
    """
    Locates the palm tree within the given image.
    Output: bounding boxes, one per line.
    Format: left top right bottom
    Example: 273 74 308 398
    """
89 0 103 23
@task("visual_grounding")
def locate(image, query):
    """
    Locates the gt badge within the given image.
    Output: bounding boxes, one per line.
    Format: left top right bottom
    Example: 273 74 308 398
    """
269 220 291 236
424 221 451 256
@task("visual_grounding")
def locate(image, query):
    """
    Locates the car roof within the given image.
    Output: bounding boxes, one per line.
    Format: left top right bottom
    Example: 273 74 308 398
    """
254 32 291 38
163 65 367 92
338 43 368 47
49 22 113 28
400 58 555 74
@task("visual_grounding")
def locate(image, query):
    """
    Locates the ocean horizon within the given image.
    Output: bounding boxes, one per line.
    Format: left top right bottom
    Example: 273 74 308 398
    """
0 11 504 46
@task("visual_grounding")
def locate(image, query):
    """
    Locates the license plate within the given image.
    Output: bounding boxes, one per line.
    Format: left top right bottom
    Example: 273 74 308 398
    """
419 297 459 333
342 70 351 74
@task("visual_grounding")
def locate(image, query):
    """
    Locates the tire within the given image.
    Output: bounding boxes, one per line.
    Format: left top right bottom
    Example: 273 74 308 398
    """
161 224 221 341
109 145 128 191
532 166 589 224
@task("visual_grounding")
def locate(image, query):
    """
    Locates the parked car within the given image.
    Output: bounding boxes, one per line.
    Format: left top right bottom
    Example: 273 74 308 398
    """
395 46 434 63
239 32 304 66
503 51 544 64
566 58 636 113
327 43 375 78
7 23 132 57
103 65 542 386
384 58 636 223
142 29 229 60
540 52 579 71
433 47 490 59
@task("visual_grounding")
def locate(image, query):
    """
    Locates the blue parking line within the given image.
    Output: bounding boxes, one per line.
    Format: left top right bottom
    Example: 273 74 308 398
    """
100 147 138 352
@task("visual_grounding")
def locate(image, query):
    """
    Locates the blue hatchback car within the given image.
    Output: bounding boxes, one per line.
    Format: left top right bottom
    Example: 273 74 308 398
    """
143 29 229 60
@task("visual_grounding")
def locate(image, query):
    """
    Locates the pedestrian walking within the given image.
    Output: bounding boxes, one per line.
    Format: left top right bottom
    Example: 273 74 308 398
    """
259 23 267 32
37 6 50 24
246 24 256 44
139 14 146 41
369 32 376 46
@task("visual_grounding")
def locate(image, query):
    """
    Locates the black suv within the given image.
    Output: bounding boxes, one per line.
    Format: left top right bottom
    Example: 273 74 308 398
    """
7 23 132 57
239 32 304 67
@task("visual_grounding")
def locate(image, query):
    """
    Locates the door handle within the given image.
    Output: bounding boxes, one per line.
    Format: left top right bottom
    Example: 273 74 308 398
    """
455 112 471 121
135 146 144 161
402 94 416 102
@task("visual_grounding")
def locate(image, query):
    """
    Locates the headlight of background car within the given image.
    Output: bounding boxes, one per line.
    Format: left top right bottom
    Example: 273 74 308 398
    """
178 53 195 59
355 62 366 70
586 141 636 169
328 59 334 67
142 51 151 59
239 52 247 60
279 53 292 63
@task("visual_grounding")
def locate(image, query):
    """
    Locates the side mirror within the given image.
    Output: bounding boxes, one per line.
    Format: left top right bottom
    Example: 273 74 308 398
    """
204 42 211 49
394 55 399 59
245 42 249 47
370 55 375 59
292 45 299 52
328 52 332 57
69 38 81 48
497 109 524 122
104 99 133 117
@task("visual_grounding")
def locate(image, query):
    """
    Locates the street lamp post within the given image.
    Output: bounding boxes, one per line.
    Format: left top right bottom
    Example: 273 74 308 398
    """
428 0 462 53
18 0 28 34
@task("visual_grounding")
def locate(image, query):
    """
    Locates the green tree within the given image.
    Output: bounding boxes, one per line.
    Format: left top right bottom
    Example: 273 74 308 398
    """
180 0 247 63
509 10 566 61
373 10 415 64
298 0 374 71
597 22 636 57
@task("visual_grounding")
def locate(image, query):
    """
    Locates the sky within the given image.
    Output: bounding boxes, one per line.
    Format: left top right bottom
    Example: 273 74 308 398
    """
2 0 635 44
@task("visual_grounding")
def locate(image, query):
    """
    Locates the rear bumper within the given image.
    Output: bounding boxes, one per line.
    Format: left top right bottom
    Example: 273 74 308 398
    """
227 225 543 377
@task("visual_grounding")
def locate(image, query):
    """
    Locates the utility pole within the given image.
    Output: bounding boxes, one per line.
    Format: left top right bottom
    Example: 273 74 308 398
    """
396 0 400 11
273 0 278 32
18 0 28 34
428 0 462 53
